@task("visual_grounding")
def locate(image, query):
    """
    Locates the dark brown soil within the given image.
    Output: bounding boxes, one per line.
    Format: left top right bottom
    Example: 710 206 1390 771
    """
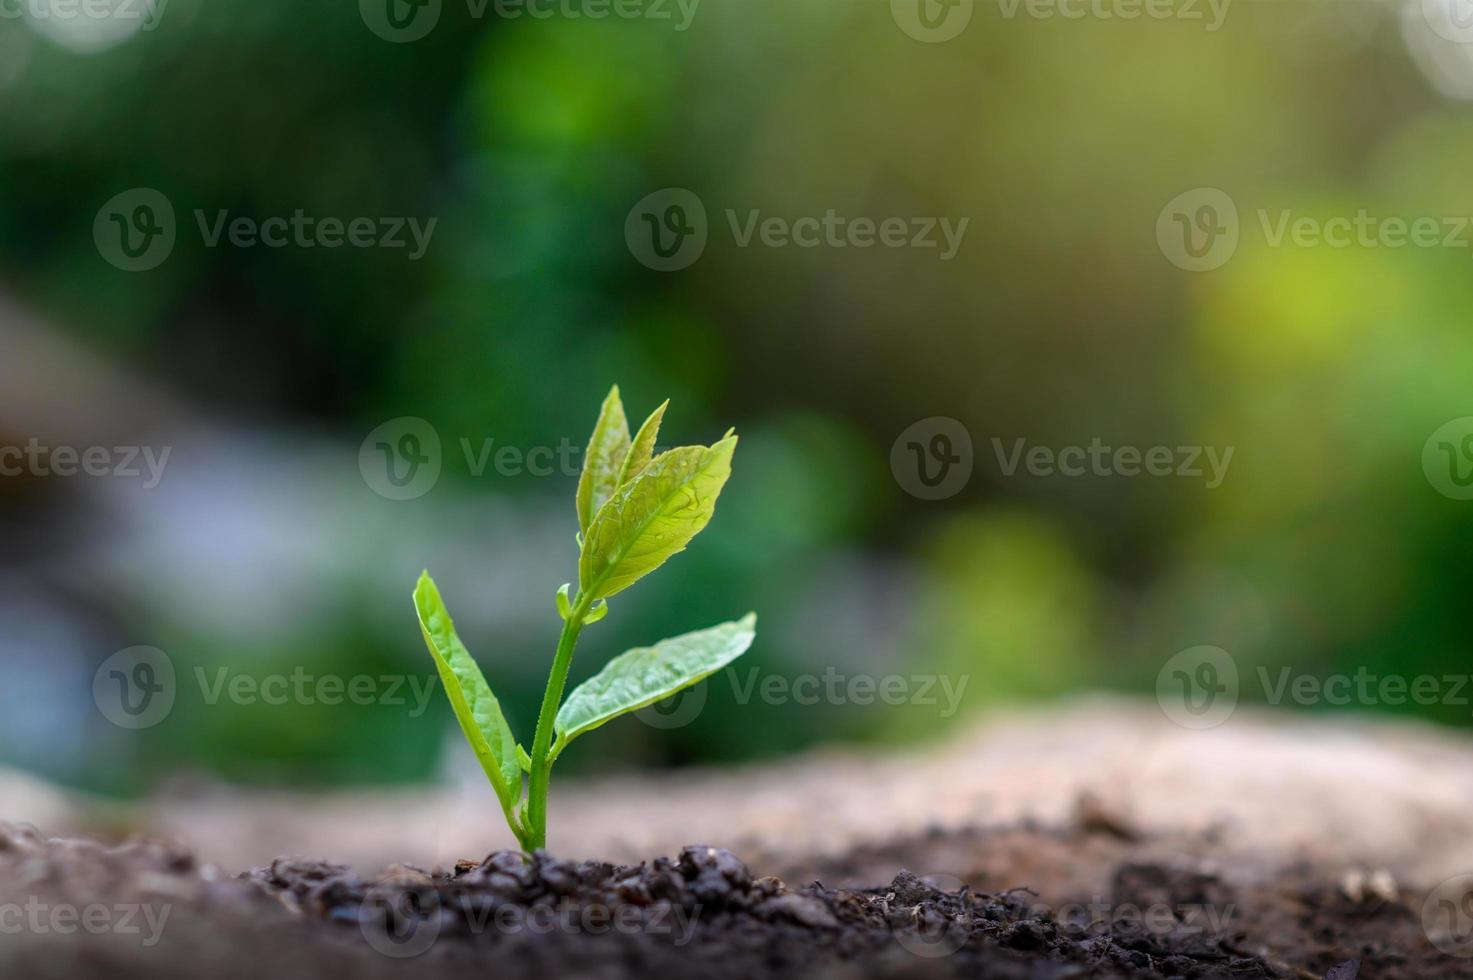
0 821 1464 980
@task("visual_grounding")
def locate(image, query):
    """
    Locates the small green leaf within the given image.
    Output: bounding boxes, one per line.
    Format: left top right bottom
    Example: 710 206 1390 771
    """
413 572 522 815
582 599 609 625
615 399 668 489
516 744 532 773
556 583 572 621
554 614 756 750
575 385 631 535
578 434 737 602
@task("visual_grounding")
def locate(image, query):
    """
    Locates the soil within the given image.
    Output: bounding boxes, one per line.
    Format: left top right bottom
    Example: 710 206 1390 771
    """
1 819 1464 980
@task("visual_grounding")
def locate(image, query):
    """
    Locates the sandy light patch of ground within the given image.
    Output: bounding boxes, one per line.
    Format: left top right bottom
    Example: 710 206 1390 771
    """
7 696 1473 886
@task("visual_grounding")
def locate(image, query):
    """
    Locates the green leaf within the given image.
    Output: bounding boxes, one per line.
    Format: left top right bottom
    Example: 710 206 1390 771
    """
615 399 668 489
554 614 757 750
516 744 532 773
575 385 630 535
413 572 522 815
578 434 737 601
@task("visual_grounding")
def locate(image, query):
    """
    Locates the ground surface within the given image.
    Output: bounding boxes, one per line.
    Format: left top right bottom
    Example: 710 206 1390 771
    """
4 698 1472 977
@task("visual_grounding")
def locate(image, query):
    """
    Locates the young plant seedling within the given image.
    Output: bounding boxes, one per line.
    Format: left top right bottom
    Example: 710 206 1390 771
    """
413 386 755 852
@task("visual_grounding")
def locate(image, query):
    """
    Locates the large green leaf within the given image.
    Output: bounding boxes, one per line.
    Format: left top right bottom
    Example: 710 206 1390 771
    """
554 614 757 752
578 434 737 601
575 385 631 535
413 572 522 815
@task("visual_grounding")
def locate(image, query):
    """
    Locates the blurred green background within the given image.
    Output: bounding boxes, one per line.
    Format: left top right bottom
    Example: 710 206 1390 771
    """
2 0 1472 798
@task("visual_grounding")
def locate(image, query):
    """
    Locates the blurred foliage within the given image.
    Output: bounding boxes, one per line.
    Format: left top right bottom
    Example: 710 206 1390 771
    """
3 0 1473 795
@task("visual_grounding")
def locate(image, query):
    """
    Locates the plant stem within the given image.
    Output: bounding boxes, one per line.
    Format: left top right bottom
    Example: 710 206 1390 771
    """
524 593 590 850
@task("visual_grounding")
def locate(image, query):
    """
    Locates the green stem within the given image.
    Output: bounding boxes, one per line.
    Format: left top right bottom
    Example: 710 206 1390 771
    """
524 593 590 850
